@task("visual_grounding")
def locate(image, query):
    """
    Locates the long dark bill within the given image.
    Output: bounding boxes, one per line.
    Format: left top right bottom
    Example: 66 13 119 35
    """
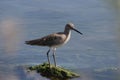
73 28 83 35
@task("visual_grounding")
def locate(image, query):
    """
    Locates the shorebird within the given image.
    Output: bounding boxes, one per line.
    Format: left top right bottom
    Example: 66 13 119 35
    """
25 23 82 67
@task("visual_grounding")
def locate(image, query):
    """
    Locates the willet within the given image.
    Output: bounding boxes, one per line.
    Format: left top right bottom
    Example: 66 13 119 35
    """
25 23 83 67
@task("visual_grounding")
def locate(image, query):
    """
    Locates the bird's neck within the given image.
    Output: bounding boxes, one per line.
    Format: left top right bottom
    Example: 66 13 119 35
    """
63 28 71 44
64 27 71 35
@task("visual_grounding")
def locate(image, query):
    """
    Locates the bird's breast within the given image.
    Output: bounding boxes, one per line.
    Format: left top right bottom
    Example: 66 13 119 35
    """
63 31 71 45
51 31 71 48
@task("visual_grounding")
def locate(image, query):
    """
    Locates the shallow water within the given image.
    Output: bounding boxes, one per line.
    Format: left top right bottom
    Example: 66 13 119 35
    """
0 0 120 80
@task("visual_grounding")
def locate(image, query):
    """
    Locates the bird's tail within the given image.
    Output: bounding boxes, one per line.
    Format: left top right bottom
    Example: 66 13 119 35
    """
25 39 43 46
25 40 38 45
25 41 30 44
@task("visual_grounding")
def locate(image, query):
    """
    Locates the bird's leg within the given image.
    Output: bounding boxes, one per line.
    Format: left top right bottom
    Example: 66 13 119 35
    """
52 48 57 67
47 49 51 68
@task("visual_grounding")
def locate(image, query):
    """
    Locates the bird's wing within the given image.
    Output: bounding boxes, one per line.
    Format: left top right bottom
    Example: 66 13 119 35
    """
25 33 66 47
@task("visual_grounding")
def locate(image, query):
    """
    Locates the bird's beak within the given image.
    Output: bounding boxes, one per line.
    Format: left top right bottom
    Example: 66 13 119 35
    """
72 28 83 35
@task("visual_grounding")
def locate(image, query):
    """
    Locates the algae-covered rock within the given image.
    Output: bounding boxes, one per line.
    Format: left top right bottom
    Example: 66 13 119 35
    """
28 63 80 79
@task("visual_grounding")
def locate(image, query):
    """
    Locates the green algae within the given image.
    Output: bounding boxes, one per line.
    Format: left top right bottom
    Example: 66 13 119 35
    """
28 63 80 80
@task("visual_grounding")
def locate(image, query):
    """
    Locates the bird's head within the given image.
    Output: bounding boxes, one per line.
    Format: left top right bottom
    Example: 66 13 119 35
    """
65 23 83 35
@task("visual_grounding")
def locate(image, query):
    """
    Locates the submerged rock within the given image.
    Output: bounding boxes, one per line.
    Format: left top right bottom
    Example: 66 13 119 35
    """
28 63 80 80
